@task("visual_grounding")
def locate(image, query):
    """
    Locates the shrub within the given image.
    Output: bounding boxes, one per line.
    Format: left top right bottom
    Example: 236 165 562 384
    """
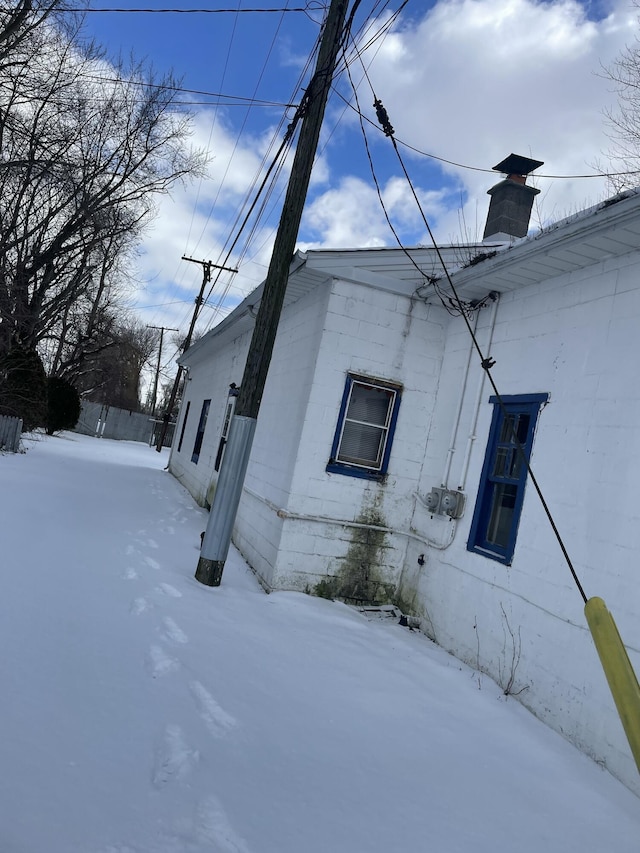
46 376 81 435
0 346 48 431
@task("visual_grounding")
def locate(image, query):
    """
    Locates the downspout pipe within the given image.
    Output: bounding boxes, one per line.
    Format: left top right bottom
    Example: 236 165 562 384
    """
441 310 480 489
458 292 500 491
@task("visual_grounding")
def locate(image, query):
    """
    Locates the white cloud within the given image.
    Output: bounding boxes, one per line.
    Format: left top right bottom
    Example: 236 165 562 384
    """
301 175 450 247
130 107 289 336
133 0 640 336
306 0 638 246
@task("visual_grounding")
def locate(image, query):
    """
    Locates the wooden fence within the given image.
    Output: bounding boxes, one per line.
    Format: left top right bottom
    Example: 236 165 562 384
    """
0 415 22 452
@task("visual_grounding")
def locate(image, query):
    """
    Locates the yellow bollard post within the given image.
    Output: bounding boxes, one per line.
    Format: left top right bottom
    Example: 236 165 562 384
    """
585 596 640 774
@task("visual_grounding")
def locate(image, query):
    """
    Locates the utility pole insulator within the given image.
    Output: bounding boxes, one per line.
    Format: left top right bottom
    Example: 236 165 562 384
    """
155 257 238 452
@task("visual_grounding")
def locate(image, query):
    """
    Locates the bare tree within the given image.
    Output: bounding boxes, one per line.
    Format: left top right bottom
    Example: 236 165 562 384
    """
0 12 206 369
601 4 640 191
0 1 69 66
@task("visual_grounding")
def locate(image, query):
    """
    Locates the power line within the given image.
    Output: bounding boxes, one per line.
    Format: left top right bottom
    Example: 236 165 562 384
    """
61 5 312 11
345 31 588 603
78 73 298 108
188 7 324 324
183 0 276 257
137 0 308 329
333 90 640 182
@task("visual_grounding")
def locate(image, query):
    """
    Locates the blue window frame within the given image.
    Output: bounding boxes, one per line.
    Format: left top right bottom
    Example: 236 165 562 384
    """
191 399 210 464
467 393 548 565
327 374 402 481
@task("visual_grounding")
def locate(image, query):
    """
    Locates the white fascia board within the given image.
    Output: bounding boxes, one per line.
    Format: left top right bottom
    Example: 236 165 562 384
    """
303 244 498 280
321 265 427 297
449 189 640 292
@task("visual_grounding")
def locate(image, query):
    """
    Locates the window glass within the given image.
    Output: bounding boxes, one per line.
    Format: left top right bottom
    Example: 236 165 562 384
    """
215 387 239 472
327 376 401 480
486 483 518 548
191 399 211 464
177 400 190 453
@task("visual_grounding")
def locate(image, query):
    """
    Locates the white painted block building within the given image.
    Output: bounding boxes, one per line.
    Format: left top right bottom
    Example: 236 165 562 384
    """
169 166 640 795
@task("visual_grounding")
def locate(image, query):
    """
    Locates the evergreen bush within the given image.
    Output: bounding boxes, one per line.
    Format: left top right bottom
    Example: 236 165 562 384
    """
0 346 48 431
46 376 81 435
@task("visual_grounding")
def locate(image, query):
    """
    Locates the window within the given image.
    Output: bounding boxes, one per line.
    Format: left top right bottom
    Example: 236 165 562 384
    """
214 384 239 471
467 393 548 564
327 374 402 480
191 399 211 464
176 401 190 453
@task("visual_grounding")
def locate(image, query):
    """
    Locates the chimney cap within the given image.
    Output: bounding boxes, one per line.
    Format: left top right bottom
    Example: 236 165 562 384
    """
493 153 544 176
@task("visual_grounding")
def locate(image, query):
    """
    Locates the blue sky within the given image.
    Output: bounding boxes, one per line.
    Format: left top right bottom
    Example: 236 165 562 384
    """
77 0 638 347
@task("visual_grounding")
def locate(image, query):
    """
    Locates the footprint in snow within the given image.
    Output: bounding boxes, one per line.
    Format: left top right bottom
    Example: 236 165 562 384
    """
165 794 251 853
122 568 138 581
130 597 150 616
192 795 252 852
162 617 188 645
145 645 179 678
157 582 182 598
152 724 199 788
146 538 159 549
144 556 161 570
125 544 139 557
189 681 237 738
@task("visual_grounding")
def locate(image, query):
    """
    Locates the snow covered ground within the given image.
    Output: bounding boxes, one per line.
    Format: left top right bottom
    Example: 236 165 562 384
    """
1 432 639 853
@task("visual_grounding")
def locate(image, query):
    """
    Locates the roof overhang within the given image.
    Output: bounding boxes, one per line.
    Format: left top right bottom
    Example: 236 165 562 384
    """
179 252 328 367
442 189 640 301
179 244 498 366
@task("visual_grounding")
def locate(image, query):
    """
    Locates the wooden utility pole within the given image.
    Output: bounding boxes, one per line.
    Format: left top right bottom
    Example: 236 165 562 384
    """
147 325 179 416
195 0 350 586
155 256 237 451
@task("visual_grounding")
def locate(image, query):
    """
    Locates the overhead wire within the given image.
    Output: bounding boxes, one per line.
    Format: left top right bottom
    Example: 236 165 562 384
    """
187 0 292 258
196 0 412 328
210 0 372 299
341 37 463 315
194 9 325 329
182 0 243 255
63 5 312 12
144 0 302 334
332 88 640 181
165 0 324 334
196 94 300 329
155 0 247 332
344 23 588 603
78 73 298 107
169 82 298 334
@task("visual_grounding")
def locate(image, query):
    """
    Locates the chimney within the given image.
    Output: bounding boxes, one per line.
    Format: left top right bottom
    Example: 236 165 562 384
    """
483 153 543 242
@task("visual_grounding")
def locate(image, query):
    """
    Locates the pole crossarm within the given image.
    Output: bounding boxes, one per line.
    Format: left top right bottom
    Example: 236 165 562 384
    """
155 258 238 451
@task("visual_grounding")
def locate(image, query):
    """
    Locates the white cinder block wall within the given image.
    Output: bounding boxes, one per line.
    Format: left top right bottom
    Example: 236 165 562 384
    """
170 329 248 508
272 277 449 597
399 249 640 795
170 238 640 795
232 278 332 588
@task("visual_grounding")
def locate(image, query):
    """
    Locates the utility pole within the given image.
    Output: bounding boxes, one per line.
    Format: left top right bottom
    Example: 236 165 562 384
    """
147 325 179 417
155 256 237 451
195 0 350 586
